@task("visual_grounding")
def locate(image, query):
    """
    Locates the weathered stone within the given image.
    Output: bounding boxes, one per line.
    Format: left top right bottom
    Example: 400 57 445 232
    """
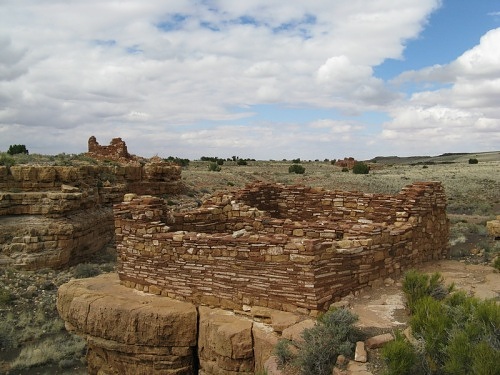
365 333 394 349
486 216 500 238
0 208 113 269
198 306 254 374
281 319 316 343
252 323 279 373
354 341 367 362
264 356 283 375
57 273 197 374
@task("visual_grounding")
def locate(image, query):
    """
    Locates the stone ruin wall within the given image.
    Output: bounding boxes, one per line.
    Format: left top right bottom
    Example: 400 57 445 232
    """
87 136 131 161
0 156 182 269
115 181 449 315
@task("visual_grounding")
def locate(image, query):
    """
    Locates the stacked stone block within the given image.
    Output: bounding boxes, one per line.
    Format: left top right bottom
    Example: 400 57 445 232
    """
115 181 449 315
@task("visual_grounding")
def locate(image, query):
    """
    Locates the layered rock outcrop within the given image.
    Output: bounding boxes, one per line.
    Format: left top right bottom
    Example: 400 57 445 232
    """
57 274 198 375
0 138 183 269
486 216 500 239
57 274 294 375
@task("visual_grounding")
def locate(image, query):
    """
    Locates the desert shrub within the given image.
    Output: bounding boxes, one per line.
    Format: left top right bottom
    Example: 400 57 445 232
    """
237 159 248 165
403 271 500 374
352 162 370 174
493 257 500 271
381 331 420 375
468 158 479 164
208 162 221 171
11 334 86 370
0 285 14 306
341 167 349 172
274 339 295 367
289 164 305 174
402 270 451 313
165 156 190 167
0 313 17 349
217 159 224 165
296 308 359 375
292 158 301 163
0 152 16 167
73 263 101 279
7 144 29 155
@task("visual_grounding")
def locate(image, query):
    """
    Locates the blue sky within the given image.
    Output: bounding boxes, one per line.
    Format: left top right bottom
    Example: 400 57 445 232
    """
0 0 499 160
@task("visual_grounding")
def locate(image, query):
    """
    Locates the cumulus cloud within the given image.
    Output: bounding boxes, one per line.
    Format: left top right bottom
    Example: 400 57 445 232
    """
380 28 500 155
6 0 492 159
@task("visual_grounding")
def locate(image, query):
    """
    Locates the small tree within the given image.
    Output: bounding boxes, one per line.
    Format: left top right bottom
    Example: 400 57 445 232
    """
352 162 369 174
289 164 305 174
7 144 29 155
208 162 221 172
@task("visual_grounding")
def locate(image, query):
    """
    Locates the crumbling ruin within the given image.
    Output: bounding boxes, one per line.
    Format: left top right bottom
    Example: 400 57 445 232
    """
87 136 131 162
58 180 449 374
115 181 449 315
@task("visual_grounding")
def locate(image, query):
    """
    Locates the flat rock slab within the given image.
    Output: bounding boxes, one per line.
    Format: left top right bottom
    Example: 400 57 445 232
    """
417 260 500 300
57 273 198 347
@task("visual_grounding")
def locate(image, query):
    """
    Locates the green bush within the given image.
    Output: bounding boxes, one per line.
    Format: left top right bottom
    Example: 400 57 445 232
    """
289 164 305 174
352 162 370 174
341 167 349 172
0 153 16 167
208 162 221 172
402 270 451 313
7 144 29 155
73 263 101 279
381 331 419 375
493 257 500 271
237 159 248 166
0 285 14 306
468 158 479 164
274 339 295 367
401 271 500 374
165 156 190 167
292 158 301 163
296 308 359 375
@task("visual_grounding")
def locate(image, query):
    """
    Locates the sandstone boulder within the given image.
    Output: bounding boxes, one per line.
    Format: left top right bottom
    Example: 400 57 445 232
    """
57 273 197 375
252 322 279 373
486 216 500 238
198 306 254 374
281 319 316 343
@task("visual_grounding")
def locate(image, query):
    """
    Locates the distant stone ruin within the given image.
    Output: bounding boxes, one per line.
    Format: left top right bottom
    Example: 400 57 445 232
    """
115 181 449 315
335 157 357 169
87 136 131 162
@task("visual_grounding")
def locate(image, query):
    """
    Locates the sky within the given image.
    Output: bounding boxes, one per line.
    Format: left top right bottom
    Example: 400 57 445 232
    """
0 0 499 160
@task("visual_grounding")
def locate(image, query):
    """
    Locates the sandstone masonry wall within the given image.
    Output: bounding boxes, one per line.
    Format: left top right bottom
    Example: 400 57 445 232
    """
115 182 449 314
87 136 131 161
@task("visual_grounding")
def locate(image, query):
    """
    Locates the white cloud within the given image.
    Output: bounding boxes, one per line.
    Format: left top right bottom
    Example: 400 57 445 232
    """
7 0 493 159
380 28 500 155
